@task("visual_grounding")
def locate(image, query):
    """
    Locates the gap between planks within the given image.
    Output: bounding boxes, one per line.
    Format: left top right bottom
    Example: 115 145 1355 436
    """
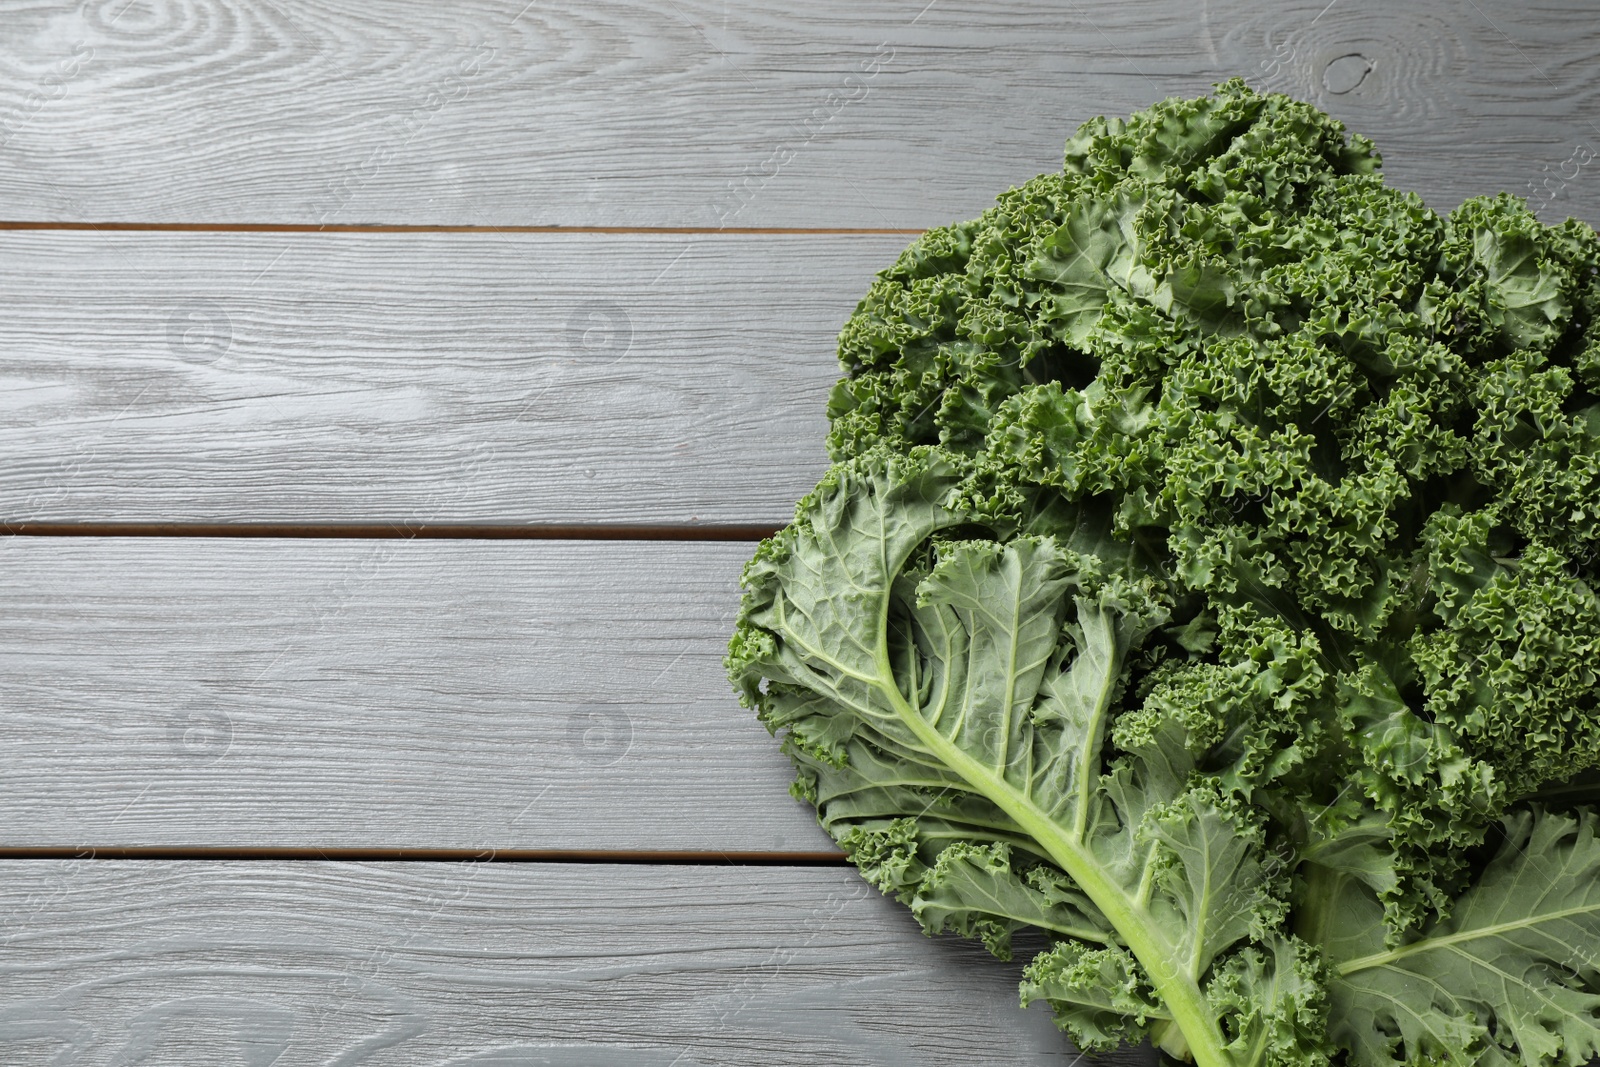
0 221 926 235
1 522 780 541
0 846 847 864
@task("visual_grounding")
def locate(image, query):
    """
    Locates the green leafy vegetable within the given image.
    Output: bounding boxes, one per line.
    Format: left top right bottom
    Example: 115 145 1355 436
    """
729 79 1600 1067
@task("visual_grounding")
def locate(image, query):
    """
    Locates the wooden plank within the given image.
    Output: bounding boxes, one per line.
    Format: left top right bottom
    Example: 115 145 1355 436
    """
0 230 890 526
0 537 836 852
0 0 1596 227
0 860 1144 1065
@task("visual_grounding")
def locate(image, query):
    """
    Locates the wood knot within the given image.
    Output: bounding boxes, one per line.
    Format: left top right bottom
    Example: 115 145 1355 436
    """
1322 53 1373 94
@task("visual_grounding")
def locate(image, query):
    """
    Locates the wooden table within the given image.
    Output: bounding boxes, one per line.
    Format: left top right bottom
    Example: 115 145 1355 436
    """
0 1 1594 1062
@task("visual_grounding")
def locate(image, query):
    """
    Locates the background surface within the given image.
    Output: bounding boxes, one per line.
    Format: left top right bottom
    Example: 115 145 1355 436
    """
0 0 1595 1062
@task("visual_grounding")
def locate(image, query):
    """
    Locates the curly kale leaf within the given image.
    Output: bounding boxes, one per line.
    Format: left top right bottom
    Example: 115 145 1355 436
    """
1327 808 1600 1067
730 449 1324 1067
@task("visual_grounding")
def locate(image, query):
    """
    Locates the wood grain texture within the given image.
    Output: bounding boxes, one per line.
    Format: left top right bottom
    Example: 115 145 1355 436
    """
0 536 838 852
0 860 1150 1065
0 0 1596 227
0 230 892 526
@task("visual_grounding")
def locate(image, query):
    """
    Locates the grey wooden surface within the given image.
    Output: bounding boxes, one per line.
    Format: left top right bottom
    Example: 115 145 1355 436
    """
4 0 1600 1061
0 537 829 851
0 231 887 527
0 0 1597 227
0 860 1146 1066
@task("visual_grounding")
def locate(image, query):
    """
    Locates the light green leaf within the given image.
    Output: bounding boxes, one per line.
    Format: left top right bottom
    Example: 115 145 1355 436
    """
732 449 1320 1067
1022 940 1169 1052
912 840 1113 956
1330 807 1600 1067
1471 220 1569 352
1144 786 1287 977
1026 191 1152 345
1207 937 1332 1067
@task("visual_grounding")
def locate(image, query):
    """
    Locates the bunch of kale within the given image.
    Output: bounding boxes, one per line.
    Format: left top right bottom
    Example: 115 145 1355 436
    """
729 80 1600 1067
